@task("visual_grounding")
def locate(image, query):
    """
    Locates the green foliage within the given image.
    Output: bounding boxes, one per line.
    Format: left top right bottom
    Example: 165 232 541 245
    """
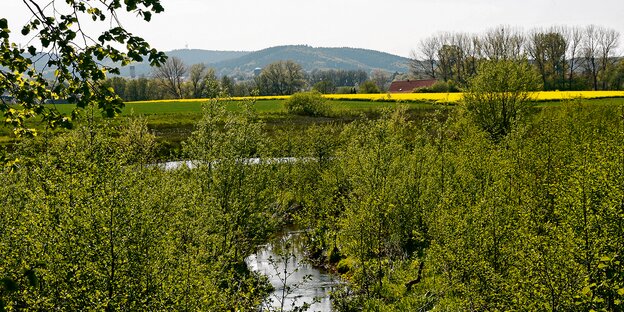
463 59 542 139
335 86 357 94
284 91 332 117
0 1 166 136
283 101 624 311
0 102 281 310
358 80 381 94
528 31 568 90
3 79 624 311
313 80 336 94
413 80 460 93
255 60 306 96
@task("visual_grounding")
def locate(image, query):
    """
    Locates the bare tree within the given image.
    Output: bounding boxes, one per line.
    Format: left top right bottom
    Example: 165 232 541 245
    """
411 36 441 79
153 56 187 98
370 69 390 91
480 26 525 61
563 26 584 90
457 33 479 82
598 27 620 90
582 25 602 90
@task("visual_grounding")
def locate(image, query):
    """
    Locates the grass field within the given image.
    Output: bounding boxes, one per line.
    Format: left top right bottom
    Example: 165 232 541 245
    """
115 98 439 116
3 95 624 157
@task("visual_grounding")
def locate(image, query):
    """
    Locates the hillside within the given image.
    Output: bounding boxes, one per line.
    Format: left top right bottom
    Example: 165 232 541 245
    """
109 46 410 78
211 45 410 76
115 49 250 77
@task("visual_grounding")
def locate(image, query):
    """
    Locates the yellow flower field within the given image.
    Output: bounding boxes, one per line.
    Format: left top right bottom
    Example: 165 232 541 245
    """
321 91 624 103
255 91 624 103
130 91 624 105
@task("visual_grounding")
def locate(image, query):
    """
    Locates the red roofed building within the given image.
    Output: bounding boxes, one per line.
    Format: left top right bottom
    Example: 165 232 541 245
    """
388 79 437 93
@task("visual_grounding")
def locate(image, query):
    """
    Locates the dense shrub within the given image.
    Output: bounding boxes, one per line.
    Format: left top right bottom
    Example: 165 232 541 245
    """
335 86 357 94
464 59 542 139
358 80 381 94
312 80 336 94
284 91 332 117
414 80 460 93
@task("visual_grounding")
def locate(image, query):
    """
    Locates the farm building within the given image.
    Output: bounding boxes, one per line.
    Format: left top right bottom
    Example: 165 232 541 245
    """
388 79 437 93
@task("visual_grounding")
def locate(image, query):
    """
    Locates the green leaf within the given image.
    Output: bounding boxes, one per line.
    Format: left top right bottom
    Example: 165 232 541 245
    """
0 18 7 29
21 25 30 36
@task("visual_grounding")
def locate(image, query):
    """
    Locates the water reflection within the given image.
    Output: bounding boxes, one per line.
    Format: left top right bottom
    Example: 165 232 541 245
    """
246 231 339 312
161 157 307 171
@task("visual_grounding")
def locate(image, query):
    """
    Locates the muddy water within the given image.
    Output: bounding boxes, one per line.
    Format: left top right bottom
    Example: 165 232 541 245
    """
246 230 339 312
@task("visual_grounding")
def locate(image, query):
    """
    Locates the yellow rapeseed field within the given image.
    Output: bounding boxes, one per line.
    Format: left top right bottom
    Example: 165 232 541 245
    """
320 91 624 103
130 91 624 105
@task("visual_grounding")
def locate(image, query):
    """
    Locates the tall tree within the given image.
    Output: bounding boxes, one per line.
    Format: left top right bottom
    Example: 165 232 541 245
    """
370 69 390 92
527 30 567 90
188 63 208 99
437 44 464 83
153 56 187 99
0 0 166 136
564 26 584 90
480 26 525 61
411 35 441 79
597 27 620 90
582 25 601 90
220 75 234 96
255 60 305 96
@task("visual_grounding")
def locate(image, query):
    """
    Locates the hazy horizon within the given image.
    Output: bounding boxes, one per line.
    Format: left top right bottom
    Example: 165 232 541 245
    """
3 0 624 58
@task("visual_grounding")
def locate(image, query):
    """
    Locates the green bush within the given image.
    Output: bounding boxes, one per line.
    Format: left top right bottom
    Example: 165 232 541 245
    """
312 80 336 94
358 80 381 94
284 91 332 117
335 86 357 94
414 80 460 93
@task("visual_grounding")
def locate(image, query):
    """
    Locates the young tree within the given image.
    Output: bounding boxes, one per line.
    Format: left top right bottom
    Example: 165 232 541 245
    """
0 0 166 136
187 64 220 99
220 75 234 96
463 59 541 139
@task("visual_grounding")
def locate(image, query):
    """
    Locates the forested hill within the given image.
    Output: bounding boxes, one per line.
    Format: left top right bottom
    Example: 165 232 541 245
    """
211 45 410 76
114 46 410 78
115 49 250 78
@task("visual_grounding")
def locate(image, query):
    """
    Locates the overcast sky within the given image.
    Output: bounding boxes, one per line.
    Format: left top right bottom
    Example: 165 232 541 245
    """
3 0 623 57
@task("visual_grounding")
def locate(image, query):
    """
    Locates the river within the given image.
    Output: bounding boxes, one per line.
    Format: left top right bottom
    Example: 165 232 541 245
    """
162 160 339 311
246 230 340 312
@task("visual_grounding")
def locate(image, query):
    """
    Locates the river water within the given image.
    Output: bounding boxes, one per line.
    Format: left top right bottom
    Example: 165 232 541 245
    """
246 230 339 312
160 158 307 171
161 160 339 311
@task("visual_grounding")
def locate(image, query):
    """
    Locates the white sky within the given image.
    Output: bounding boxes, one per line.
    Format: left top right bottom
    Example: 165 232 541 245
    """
2 0 623 57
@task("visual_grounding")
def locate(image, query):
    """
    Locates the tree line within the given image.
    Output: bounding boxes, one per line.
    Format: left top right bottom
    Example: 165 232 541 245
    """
411 25 624 91
106 58 394 101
